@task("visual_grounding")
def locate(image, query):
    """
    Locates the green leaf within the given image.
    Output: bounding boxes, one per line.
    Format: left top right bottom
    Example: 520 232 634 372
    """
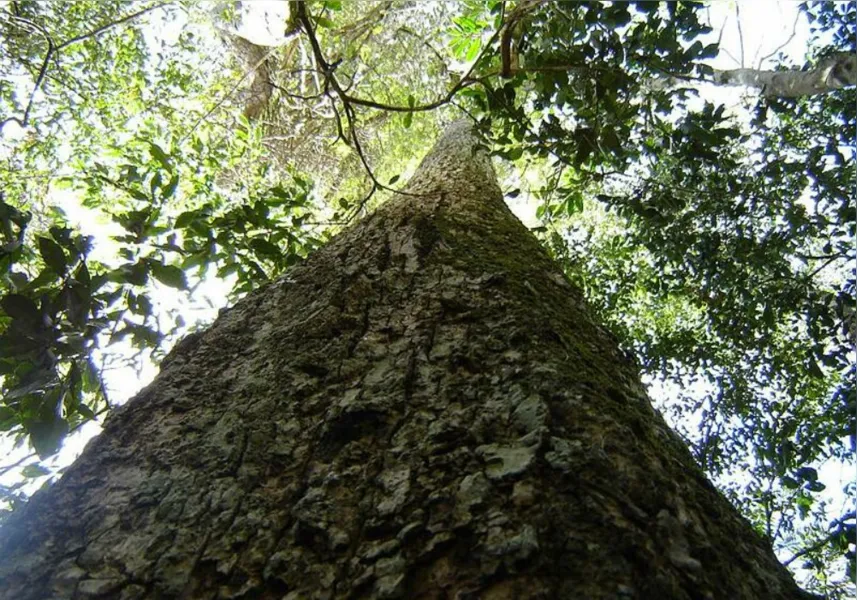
806 481 826 492
38 237 67 275
5 373 55 400
123 261 150 286
81 358 101 395
148 142 172 172
700 43 719 59
315 15 334 28
131 293 153 317
1 294 41 324
403 111 413 128
151 262 188 290
49 226 72 245
175 210 198 229
21 464 50 478
64 282 91 327
150 172 163 196
796 466 818 482
605 5 631 27
129 188 150 202
807 356 824 378
29 415 69 459
217 263 240 279
782 476 799 489
162 174 179 199
250 238 281 259
78 403 95 419
465 39 481 61
453 15 478 33
762 304 775 328
388 174 401 185
565 192 583 216
75 261 91 288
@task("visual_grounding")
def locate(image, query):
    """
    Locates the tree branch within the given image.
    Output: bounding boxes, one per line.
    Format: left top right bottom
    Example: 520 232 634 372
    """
1 15 54 130
783 511 856 567
395 26 448 73
712 52 857 97
294 0 494 209
734 3 745 68
0 453 36 478
295 0 501 115
55 1 172 52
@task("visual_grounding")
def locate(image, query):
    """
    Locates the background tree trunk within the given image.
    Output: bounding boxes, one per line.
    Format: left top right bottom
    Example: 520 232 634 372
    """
0 122 812 599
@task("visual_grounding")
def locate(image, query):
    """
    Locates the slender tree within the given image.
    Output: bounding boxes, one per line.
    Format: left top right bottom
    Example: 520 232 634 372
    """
0 122 815 599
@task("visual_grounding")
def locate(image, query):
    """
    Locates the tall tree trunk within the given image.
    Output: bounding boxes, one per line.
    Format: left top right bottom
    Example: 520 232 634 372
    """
0 122 812 599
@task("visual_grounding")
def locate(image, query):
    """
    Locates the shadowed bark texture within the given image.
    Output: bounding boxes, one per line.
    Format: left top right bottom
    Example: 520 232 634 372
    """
0 122 813 599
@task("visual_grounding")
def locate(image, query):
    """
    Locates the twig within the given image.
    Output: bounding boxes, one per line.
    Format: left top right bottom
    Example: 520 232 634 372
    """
0 452 36 477
294 0 434 205
795 251 849 261
325 94 375 221
501 0 548 77
328 95 348 146
735 3 745 68
296 0 502 114
783 511 856 567
396 26 448 72
720 47 741 68
0 115 26 133
55 1 172 52
4 15 54 129
756 9 801 69
268 81 326 102
805 255 841 280
336 0 393 43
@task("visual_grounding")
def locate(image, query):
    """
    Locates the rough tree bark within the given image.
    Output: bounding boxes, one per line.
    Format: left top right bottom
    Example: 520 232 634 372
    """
0 122 813 599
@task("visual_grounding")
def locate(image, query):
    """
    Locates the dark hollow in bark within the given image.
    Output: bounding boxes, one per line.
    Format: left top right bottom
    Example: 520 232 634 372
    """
0 122 813 599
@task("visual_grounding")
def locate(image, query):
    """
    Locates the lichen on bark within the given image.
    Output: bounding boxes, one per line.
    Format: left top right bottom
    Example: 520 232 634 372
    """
0 121 813 599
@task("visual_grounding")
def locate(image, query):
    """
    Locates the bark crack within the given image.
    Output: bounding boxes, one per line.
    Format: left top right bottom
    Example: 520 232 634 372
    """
179 527 214 599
